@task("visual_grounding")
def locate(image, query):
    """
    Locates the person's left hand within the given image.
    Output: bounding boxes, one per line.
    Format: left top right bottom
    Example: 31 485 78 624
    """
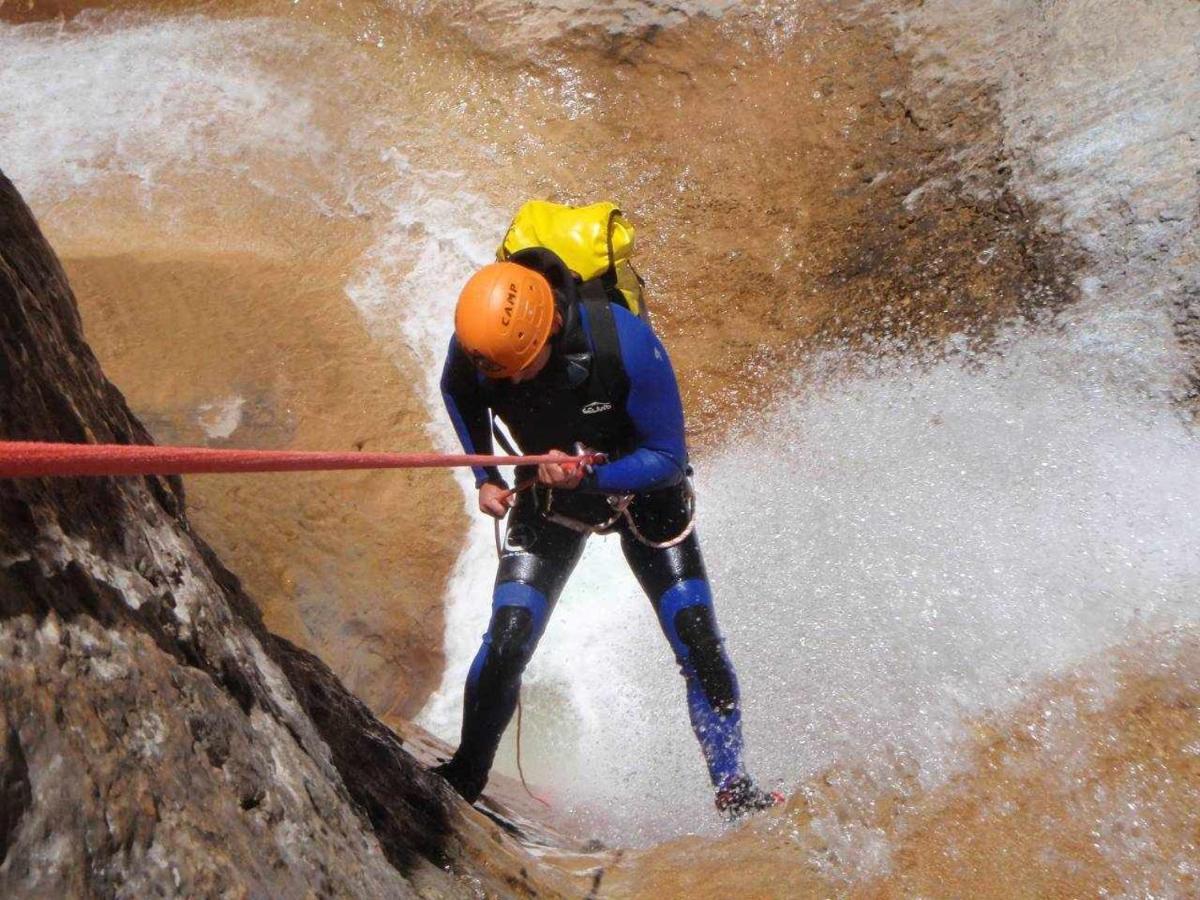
537 448 585 489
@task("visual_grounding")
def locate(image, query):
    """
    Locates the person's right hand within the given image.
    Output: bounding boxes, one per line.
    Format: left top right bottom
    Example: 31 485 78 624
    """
479 482 515 519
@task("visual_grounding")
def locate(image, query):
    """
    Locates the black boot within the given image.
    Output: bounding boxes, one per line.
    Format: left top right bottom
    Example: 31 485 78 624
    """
714 775 785 821
432 757 488 804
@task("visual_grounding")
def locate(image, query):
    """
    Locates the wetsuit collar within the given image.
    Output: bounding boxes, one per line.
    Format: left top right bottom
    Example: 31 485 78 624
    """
546 298 592 389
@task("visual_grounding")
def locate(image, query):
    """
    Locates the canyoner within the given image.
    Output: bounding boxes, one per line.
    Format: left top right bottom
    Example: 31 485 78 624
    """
435 200 784 820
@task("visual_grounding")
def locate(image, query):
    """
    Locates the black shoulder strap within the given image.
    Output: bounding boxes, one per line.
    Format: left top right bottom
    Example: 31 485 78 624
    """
582 299 629 406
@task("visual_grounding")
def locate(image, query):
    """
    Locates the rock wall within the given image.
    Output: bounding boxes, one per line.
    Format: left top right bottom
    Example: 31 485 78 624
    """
0 168 571 896
890 0 1200 407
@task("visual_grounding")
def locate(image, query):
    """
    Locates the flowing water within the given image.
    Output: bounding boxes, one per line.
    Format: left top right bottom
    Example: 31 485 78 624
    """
2 0 1198 892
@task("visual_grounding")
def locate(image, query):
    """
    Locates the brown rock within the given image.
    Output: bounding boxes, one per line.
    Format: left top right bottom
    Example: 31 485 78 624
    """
0 168 579 896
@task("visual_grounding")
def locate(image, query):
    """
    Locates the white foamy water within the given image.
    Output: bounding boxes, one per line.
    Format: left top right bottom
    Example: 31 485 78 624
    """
345 148 504 397
196 395 245 440
0 14 334 205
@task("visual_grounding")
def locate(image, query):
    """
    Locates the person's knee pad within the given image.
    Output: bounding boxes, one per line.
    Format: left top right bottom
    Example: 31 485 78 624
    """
486 605 535 675
673 605 737 715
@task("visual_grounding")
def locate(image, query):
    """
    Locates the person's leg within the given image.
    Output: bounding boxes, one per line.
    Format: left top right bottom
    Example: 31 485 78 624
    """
437 492 587 801
622 526 747 789
621 485 780 816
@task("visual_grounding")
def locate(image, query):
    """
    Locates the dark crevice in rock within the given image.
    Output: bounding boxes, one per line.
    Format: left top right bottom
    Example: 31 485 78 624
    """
185 522 460 873
218 654 258 717
0 727 32 867
240 787 265 812
267 633 456 871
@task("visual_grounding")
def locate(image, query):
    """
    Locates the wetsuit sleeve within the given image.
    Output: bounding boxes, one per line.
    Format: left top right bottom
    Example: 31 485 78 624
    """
440 336 506 489
583 309 689 493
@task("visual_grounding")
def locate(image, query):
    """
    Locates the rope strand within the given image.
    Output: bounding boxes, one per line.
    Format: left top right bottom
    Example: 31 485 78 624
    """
515 698 551 809
0 441 600 479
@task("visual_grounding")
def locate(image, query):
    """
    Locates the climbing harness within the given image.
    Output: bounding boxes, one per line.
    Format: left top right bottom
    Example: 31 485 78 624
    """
540 481 697 549
541 488 632 534
621 482 697 549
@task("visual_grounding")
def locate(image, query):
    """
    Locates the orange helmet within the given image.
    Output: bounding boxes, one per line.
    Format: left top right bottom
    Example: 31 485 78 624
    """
454 262 555 378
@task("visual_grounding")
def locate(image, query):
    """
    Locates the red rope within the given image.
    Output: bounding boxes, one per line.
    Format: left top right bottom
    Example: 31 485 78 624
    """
0 441 601 479
515 698 551 809
495 476 540 503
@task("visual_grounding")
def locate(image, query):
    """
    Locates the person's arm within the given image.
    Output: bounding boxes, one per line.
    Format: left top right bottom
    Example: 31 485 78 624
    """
440 336 506 489
579 308 689 493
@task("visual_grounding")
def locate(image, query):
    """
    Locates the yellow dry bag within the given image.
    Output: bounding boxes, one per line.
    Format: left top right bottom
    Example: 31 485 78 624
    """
498 200 646 318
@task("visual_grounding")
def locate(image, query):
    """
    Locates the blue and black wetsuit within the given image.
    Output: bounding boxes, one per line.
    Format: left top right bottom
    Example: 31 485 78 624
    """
437 295 749 803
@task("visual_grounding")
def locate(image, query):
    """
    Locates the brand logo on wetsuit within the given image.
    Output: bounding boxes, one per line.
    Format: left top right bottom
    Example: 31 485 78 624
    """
581 401 613 415
503 524 536 553
501 282 517 326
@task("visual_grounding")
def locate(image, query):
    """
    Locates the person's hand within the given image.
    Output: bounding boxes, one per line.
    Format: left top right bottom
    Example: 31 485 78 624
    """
479 482 514 519
537 448 585 489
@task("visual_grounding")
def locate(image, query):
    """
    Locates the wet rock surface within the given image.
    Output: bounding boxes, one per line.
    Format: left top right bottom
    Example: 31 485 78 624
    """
892 0 1200 410
0 168 572 896
604 630 1200 898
